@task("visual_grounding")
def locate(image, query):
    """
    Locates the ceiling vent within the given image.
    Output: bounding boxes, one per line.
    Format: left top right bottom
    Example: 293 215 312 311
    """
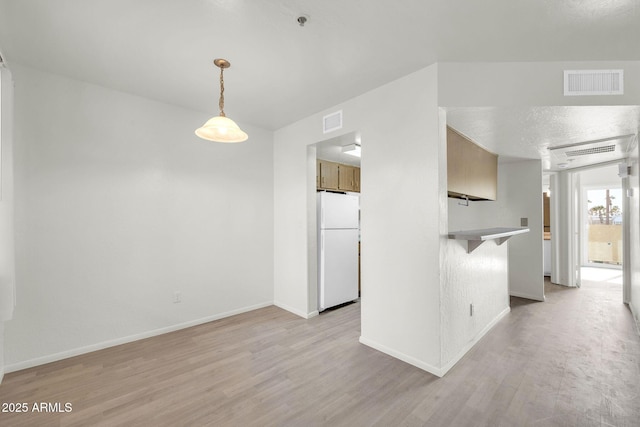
564 70 623 96
548 134 635 170
565 145 615 157
323 110 343 134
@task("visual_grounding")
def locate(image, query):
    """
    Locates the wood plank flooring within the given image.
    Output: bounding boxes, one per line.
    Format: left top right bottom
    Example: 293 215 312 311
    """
1 272 639 426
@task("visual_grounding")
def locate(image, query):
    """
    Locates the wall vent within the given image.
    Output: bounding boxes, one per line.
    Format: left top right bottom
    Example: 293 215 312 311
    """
323 110 343 134
565 145 615 157
564 70 623 96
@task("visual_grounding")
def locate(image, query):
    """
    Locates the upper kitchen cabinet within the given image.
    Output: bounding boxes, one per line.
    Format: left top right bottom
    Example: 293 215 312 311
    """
317 159 340 190
317 159 361 193
447 126 498 201
339 164 360 192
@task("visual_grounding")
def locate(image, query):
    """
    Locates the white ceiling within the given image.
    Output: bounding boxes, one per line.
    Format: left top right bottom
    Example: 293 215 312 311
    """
446 106 640 171
0 0 639 170
316 132 361 167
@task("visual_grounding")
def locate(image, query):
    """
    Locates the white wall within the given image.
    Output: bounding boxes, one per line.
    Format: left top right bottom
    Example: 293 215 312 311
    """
550 172 572 286
448 160 544 301
580 164 621 187
0 323 3 381
442 160 543 370
440 233 510 368
502 161 544 300
5 65 274 370
439 61 640 107
359 66 441 372
0 66 16 382
629 141 640 330
274 65 443 373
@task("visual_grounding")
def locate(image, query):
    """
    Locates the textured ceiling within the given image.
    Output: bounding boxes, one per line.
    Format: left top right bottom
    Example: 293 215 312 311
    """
1 0 639 132
446 106 640 171
1 1 639 171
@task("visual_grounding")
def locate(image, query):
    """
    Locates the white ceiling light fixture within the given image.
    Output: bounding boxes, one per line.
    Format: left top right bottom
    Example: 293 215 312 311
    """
342 144 361 158
195 58 248 143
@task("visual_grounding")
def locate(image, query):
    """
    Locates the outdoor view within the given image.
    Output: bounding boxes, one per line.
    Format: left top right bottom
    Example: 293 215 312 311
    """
586 188 623 266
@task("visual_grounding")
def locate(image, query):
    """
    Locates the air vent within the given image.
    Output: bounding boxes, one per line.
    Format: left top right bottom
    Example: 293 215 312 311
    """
323 110 343 134
564 70 623 96
565 145 615 157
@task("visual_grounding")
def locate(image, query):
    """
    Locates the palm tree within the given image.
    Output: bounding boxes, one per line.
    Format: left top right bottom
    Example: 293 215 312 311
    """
589 205 606 224
609 205 621 224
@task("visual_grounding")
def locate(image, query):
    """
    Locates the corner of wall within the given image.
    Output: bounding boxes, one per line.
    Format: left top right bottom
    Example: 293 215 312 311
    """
628 140 640 327
359 336 445 378
437 107 449 371
0 322 5 383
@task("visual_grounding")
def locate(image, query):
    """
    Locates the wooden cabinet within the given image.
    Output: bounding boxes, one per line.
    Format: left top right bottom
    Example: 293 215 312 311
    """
354 167 361 192
543 193 550 232
317 160 339 190
447 126 497 201
338 164 361 192
317 159 360 193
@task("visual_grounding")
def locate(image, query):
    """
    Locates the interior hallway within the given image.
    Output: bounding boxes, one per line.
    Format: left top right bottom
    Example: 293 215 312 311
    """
0 271 638 426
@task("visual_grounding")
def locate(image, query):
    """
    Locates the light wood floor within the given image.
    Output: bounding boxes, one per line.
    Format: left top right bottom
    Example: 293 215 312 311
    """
1 273 639 426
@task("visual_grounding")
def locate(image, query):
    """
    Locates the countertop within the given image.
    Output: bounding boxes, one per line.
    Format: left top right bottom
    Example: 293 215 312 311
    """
448 227 530 241
448 227 530 253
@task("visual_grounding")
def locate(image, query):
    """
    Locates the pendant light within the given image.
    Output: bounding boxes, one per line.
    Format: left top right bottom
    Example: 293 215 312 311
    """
195 58 248 143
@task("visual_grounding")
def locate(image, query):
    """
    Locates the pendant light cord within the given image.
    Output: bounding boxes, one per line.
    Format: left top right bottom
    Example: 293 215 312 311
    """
219 67 226 117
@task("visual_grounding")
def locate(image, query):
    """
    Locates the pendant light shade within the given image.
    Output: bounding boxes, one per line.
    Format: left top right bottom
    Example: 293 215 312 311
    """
195 116 248 143
195 58 248 143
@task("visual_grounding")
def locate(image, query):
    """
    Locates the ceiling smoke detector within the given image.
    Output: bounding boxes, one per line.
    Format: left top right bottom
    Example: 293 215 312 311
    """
297 15 309 27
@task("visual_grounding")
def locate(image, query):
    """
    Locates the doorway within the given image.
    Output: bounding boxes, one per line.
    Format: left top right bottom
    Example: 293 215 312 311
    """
575 163 630 304
551 162 629 302
578 164 624 272
312 132 362 314
583 187 623 268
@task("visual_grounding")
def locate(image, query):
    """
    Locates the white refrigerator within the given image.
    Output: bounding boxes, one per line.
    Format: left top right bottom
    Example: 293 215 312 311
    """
317 191 359 311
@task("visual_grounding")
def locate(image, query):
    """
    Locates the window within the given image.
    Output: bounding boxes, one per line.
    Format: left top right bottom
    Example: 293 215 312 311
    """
585 188 623 265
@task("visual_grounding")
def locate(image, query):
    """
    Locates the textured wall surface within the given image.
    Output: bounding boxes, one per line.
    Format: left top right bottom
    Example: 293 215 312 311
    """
441 237 509 365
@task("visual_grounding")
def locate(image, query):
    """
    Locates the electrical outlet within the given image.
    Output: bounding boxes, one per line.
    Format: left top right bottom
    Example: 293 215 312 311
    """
521 218 528 227
173 291 181 303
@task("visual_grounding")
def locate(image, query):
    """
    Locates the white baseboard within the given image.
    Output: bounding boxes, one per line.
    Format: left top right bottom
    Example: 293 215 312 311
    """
509 290 545 302
440 306 511 376
4 301 273 374
359 307 512 378
359 336 444 378
274 300 318 319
